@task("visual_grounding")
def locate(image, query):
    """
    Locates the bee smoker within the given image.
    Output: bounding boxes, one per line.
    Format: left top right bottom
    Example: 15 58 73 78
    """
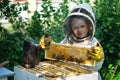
23 39 41 68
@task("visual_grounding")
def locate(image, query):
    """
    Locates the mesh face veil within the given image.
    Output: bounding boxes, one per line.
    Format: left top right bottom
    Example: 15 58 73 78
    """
63 3 96 44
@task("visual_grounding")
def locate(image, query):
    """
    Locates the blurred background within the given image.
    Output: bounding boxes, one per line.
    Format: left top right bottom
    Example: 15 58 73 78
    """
0 0 120 80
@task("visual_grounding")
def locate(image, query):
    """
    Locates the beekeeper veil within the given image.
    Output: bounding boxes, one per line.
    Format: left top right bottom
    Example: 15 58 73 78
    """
63 3 96 43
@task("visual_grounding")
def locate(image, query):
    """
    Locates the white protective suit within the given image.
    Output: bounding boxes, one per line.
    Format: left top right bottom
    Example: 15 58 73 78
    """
61 3 104 80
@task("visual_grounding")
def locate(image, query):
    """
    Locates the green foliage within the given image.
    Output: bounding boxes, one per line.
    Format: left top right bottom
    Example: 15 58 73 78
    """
94 0 120 79
100 64 120 80
94 0 120 66
0 0 28 68
70 0 90 4
26 11 44 42
40 0 69 42
70 0 83 4
0 0 28 19
0 0 69 68
0 23 24 68
41 0 54 26
49 0 69 42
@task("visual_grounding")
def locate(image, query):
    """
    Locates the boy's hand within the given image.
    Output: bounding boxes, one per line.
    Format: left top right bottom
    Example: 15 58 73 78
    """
88 43 104 62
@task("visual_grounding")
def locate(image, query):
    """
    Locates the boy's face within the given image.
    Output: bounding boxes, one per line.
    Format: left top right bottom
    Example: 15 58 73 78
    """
71 18 89 39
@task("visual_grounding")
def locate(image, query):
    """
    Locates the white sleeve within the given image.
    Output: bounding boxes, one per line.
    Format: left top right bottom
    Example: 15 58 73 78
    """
90 37 104 71
60 37 68 44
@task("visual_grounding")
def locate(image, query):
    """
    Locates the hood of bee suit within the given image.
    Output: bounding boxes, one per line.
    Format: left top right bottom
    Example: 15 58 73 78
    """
63 3 95 41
